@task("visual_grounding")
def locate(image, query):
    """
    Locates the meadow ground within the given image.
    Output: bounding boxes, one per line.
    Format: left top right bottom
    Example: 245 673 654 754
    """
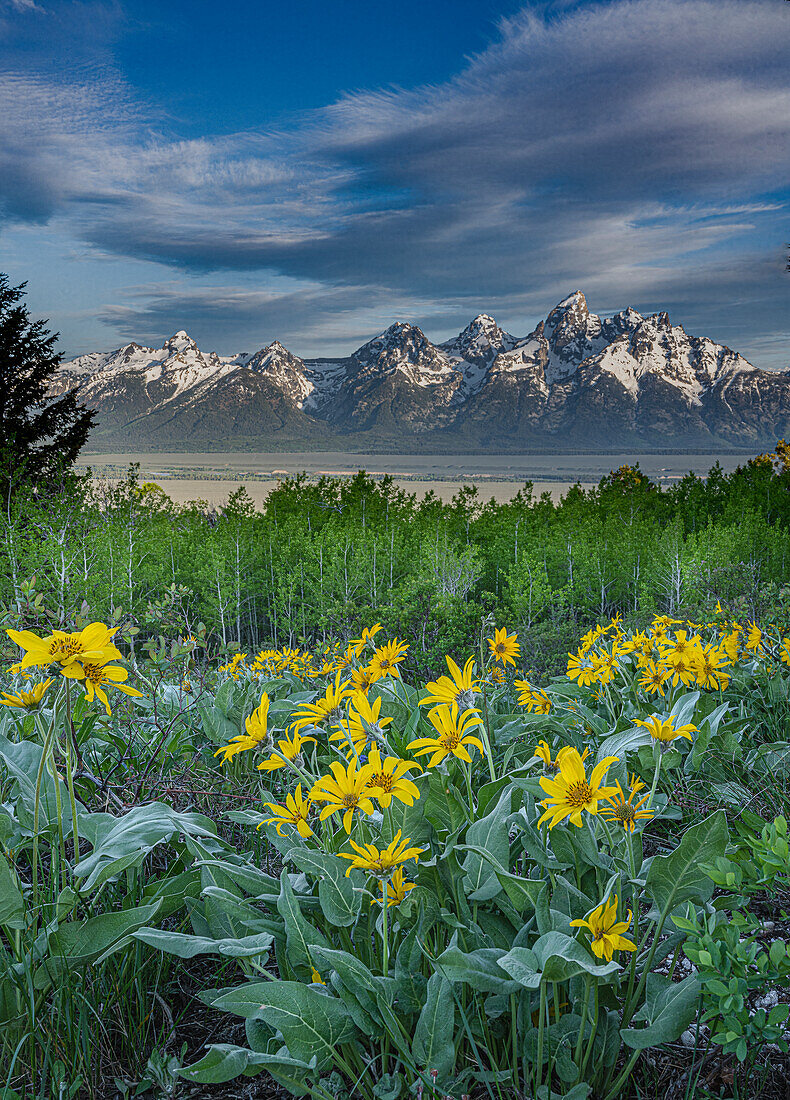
2 451 790 1099
75 451 753 506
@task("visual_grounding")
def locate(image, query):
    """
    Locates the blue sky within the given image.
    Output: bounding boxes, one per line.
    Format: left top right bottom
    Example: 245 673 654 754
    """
0 0 788 366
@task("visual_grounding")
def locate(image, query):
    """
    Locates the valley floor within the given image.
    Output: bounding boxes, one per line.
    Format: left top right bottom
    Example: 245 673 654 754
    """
77 449 753 505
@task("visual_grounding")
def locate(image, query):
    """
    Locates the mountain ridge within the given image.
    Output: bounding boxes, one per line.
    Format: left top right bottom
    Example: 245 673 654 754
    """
56 292 790 452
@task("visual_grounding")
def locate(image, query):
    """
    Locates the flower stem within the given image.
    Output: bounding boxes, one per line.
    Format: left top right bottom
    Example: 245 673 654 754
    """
380 879 389 976
64 683 81 866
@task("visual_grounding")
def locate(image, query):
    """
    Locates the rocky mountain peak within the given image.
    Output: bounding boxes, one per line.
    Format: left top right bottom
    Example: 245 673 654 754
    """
441 313 518 374
57 293 790 450
546 291 589 328
164 330 199 355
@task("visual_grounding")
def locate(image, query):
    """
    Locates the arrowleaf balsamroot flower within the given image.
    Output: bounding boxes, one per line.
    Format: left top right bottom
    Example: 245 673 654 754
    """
262 784 313 838
339 830 424 878
533 741 588 773
566 649 599 687
407 703 485 767
601 777 655 832
634 714 697 744
538 747 619 828
257 730 317 772
214 692 271 763
693 643 730 690
488 627 520 667
1 678 53 708
291 672 353 734
374 866 415 907
63 661 143 716
330 691 392 755
637 660 671 696
570 895 637 961
350 623 383 658
364 745 421 808
515 680 552 713
350 663 382 693
369 638 409 678
6 623 121 673
420 655 480 710
309 759 377 832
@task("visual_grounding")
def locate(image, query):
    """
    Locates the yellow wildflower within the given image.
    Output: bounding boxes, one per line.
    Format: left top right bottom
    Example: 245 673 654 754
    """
257 730 317 772
350 664 382 693
637 660 671 696
515 680 552 713
570 895 636 961
538 748 619 828
262 784 313 838
634 714 697 744
62 660 143 716
350 623 383 658
309 759 376 832
338 829 424 878
601 778 655 832
7 622 121 674
214 692 271 764
364 745 421 808
373 866 416 907
420 655 479 709
407 703 485 767
488 627 520 667
290 672 353 734
368 638 409 678
566 649 599 687
0 678 53 709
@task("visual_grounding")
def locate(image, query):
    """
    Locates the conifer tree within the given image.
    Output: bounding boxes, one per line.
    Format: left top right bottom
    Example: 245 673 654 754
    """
0 274 94 492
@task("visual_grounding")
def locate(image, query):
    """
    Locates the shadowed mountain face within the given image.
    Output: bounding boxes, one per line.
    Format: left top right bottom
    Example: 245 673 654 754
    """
57 295 790 451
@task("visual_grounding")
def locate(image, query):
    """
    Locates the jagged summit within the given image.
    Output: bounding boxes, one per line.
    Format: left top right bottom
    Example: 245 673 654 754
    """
57 294 790 449
164 330 199 354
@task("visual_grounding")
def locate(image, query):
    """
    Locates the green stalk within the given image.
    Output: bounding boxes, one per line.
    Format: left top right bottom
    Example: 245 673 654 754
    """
380 880 389 975
580 980 600 1078
645 743 663 810
535 979 547 1097
510 992 520 1094
32 713 58 908
63 683 81 866
479 679 497 783
600 1047 641 1100
573 975 592 1073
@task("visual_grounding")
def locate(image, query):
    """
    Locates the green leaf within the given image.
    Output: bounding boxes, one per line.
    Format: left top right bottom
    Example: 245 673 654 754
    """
133 927 273 959
646 810 728 915
493 872 544 914
289 850 363 928
276 870 330 975
311 947 384 998
412 973 455 1078
435 944 520 993
499 932 620 987
212 981 357 1068
621 974 701 1050
46 901 162 967
179 1044 270 1084
73 802 216 892
0 852 25 930
461 786 511 901
180 1043 315 1087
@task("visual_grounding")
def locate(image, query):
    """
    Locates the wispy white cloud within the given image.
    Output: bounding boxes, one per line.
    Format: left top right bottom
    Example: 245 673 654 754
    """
0 0 788 364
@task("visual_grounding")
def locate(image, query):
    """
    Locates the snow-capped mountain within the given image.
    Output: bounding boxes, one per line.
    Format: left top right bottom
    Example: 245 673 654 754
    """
57 294 790 450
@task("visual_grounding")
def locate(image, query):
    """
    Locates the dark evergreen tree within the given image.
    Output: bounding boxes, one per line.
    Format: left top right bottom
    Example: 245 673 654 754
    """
0 274 94 493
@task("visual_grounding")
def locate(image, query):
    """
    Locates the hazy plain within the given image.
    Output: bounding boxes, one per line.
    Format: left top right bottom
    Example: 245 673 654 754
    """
78 450 751 506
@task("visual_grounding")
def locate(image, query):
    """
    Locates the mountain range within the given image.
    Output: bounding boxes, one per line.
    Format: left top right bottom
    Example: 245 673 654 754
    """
57 292 790 451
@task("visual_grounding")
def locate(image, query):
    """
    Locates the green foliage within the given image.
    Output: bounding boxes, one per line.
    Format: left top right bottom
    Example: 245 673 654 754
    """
4 456 790 678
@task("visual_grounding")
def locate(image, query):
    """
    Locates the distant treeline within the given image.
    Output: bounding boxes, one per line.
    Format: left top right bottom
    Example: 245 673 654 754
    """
3 453 790 676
